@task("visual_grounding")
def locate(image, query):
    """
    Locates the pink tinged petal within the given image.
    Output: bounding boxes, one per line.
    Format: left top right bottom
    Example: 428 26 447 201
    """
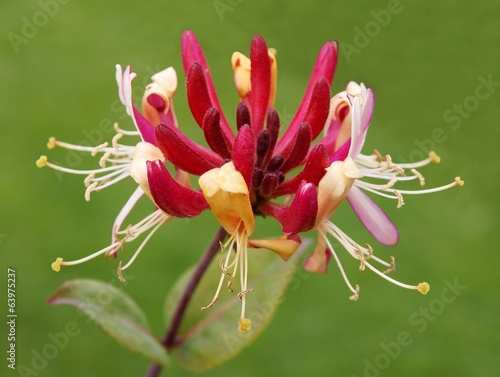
260 182 318 234
328 138 351 164
115 65 156 145
147 160 208 218
232 125 255 191
276 41 338 154
274 143 328 196
281 123 312 173
186 63 213 129
181 30 234 145
249 234 301 261
263 109 281 167
349 89 374 158
155 123 222 176
303 236 331 274
202 108 232 159
347 186 399 246
248 35 271 135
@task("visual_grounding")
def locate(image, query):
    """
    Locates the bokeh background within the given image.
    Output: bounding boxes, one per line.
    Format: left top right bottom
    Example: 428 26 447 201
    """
2 1 498 376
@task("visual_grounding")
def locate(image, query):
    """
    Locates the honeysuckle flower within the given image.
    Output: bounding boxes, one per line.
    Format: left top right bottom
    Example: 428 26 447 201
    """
38 30 462 332
303 81 463 299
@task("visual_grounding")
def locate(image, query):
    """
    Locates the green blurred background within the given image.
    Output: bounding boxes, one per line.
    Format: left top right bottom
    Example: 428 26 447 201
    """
2 0 498 376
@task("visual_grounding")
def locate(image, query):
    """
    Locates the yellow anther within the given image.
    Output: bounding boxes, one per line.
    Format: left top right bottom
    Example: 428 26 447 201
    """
36 155 48 168
117 261 125 282
417 282 430 295
51 257 63 272
429 151 441 164
455 177 464 186
383 256 395 275
238 317 252 333
47 137 57 149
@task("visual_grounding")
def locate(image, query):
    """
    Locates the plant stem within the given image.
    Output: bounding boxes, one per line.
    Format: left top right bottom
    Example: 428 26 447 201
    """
145 226 227 377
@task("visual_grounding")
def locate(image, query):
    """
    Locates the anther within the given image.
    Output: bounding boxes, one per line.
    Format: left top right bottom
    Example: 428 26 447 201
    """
383 256 395 274
99 152 111 168
85 182 98 201
201 297 219 310
417 282 430 295
91 142 109 157
51 257 63 272
411 168 425 186
455 177 464 186
117 261 126 282
112 133 123 150
238 317 252 333
36 156 48 168
237 288 253 300
380 177 398 190
84 173 95 187
429 151 441 164
349 285 360 301
395 190 405 208
227 277 235 292
47 137 57 149
219 259 231 276
373 149 383 163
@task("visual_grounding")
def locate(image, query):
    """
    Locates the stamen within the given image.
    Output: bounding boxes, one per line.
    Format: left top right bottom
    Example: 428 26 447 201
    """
112 133 123 150
99 151 112 168
349 285 360 301
36 155 47 168
47 137 57 149
411 168 425 186
395 190 405 208
237 288 253 300
91 142 109 157
383 256 395 274
238 317 252 333
85 182 99 201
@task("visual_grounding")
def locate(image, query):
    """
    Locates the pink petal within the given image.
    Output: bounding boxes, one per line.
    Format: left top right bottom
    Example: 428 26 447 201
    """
349 89 374 158
147 160 208 218
186 63 213 129
303 78 331 140
347 186 399 246
155 123 222 176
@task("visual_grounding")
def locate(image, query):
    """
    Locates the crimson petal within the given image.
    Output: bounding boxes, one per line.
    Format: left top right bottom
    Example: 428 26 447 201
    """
281 123 312 173
249 35 271 135
155 123 222 176
147 160 208 218
232 125 255 190
202 108 232 159
261 182 318 234
276 41 338 154
181 30 235 145
274 143 328 196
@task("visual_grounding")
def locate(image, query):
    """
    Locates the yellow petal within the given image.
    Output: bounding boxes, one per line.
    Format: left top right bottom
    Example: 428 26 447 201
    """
303 236 329 274
248 235 300 261
199 162 254 236
232 52 252 99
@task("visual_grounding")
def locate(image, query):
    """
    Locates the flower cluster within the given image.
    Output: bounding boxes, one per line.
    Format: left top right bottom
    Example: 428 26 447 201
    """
37 30 462 332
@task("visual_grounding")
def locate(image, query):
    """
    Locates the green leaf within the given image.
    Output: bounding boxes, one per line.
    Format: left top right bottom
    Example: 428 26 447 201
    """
165 240 310 371
47 278 170 368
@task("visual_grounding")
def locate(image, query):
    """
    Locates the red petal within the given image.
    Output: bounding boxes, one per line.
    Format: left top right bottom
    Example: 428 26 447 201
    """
276 41 338 154
147 160 208 217
281 123 312 173
249 35 271 135
232 125 255 190
132 106 157 145
155 123 222 175
260 182 318 234
202 108 232 159
274 143 328 196
186 63 213 129
181 30 235 145
304 78 331 140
